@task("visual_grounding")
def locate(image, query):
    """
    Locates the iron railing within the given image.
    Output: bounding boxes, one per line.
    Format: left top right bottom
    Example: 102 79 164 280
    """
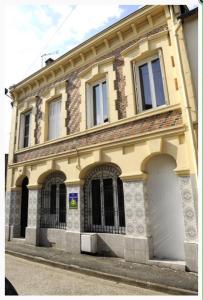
84 208 126 234
40 189 66 229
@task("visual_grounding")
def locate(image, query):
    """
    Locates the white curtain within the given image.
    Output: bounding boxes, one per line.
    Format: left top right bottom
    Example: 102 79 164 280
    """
19 113 25 148
49 100 61 139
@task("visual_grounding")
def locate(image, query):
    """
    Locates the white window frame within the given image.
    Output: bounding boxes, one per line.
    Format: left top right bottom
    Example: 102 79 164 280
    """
48 99 61 140
19 110 32 149
134 52 168 113
86 77 109 128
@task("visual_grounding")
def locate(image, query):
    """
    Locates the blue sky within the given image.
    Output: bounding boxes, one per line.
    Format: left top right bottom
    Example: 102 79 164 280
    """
5 4 141 87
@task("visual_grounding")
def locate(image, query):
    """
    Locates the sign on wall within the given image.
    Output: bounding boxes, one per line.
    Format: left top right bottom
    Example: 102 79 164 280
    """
69 193 78 209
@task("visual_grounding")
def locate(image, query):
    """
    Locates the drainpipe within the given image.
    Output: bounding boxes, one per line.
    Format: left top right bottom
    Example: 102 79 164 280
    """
169 6 198 182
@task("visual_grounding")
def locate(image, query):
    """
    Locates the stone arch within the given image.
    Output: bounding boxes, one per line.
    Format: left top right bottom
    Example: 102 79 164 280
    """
15 172 30 187
145 153 185 260
80 162 122 181
141 150 177 174
37 170 67 185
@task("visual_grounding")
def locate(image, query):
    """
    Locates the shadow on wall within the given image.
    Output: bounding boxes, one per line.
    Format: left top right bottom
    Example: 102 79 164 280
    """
96 235 120 257
38 228 55 248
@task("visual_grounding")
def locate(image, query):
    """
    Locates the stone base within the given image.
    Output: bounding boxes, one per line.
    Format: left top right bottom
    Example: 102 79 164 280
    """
5 226 11 241
39 228 81 254
96 233 125 257
25 227 39 246
65 232 81 254
184 242 198 272
124 236 152 263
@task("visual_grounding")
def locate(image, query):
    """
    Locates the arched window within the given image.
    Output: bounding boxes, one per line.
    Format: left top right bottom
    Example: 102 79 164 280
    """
40 172 66 229
84 165 125 234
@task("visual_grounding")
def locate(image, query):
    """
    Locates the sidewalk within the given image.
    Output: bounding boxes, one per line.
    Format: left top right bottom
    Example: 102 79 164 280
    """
5 240 198 295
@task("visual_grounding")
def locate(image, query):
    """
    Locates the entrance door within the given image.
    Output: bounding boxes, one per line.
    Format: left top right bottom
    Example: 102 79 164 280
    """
59 184 66 223
20 177 29 237
146 155 185 260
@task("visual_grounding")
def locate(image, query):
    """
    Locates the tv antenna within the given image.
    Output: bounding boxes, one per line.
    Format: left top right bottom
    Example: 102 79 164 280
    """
41 50 59 67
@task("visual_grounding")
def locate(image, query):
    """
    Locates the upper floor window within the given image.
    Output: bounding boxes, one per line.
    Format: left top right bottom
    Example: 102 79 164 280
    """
87 79 108 128
135 56 166 112
48 99 61 140
19 111 31 148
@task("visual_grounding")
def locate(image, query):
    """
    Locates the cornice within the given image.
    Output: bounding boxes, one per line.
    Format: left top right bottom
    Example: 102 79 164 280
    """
10 6 168 100
10 123 185 168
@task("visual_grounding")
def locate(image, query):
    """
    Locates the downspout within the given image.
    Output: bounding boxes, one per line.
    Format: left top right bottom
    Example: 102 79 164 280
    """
169 6 198 182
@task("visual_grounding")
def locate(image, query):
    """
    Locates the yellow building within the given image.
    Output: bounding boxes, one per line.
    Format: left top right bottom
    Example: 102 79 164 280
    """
6 5 198 272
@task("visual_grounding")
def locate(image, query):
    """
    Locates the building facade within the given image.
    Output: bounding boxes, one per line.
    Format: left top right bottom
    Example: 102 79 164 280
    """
5 5 198 272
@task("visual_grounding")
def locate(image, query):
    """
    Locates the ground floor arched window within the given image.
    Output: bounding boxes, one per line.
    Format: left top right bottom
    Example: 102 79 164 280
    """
84 165 125 234
40 172 66 229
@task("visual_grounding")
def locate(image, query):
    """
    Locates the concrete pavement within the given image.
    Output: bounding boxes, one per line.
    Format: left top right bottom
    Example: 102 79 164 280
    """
6 254 169 295
5 240 198 295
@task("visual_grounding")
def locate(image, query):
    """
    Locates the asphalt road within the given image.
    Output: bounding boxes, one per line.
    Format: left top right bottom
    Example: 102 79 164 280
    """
5 254 169 296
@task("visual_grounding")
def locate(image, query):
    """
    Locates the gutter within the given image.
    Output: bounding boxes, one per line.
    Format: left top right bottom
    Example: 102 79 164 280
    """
178 7 198 20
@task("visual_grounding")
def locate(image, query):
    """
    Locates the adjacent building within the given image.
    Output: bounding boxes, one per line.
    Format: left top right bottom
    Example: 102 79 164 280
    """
5 5 198 272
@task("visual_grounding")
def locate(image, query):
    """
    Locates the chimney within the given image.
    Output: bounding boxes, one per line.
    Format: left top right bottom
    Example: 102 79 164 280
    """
45 58 54 66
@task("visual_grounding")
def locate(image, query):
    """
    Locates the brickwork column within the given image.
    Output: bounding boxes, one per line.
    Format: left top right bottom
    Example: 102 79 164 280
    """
65 181 84 253
5 189 22 240
122 177 152 263
178 175 198 272
25 185 41 245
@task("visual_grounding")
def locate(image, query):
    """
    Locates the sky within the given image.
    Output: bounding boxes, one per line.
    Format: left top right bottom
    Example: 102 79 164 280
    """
4 4 141 87
1 1 200 154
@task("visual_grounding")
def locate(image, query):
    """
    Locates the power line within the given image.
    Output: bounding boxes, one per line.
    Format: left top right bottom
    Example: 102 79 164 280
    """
24 6 75 77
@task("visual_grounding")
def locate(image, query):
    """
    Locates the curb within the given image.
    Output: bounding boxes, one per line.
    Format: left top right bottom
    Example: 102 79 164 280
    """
6 250 198 296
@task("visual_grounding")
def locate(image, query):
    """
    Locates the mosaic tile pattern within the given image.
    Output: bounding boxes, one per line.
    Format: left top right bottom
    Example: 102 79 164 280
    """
27 189 41 228
66 185 83 232
123 181 147 236
178 176 198 242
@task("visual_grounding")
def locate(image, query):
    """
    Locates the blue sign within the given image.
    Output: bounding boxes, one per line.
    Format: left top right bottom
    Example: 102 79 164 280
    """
69 193 78 209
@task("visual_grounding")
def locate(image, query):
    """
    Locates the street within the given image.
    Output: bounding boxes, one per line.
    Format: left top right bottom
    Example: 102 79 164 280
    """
5 254 168 295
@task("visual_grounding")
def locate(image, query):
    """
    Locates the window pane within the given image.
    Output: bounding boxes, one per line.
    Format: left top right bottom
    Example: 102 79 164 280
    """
59 184 66 223
50 184 56 214
92 179 101 225
102 81 108 123
103 178 114 226
152 58 165 106
139 63 152 110
93 84 101 125
23 114 30 147
117 178 125 227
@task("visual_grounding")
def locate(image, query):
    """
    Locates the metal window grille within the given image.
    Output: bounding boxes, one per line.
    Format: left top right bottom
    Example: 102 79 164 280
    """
84 165 126 234
40 187 66 230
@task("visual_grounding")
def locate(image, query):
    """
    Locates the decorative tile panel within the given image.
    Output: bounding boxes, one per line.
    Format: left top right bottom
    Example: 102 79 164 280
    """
123 180 147 236
178 176 198 242
66 185 83 232
27 189 41 228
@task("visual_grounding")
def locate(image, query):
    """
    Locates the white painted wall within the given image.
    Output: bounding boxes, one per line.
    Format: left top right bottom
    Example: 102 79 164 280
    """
146 154 185 261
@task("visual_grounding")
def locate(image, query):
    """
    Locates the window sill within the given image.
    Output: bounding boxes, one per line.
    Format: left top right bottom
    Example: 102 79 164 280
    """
15 103 181 155
87 121 110 130
137 104 168 118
